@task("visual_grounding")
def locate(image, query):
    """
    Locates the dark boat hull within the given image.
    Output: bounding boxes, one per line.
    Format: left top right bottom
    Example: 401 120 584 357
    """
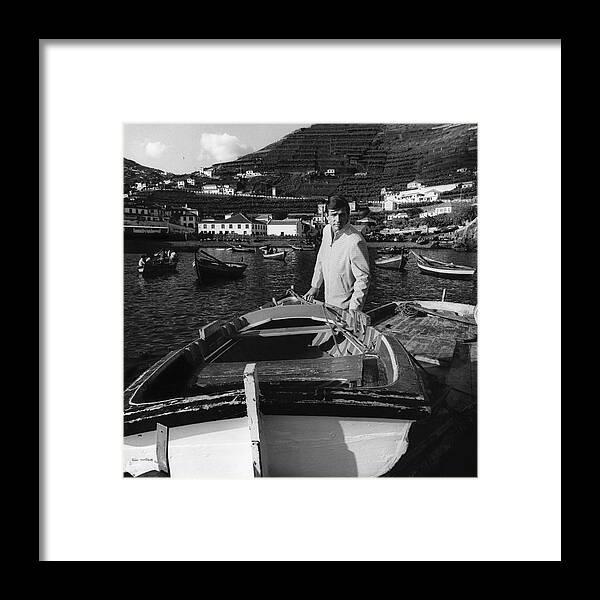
138 262 178 276
194 258 247 280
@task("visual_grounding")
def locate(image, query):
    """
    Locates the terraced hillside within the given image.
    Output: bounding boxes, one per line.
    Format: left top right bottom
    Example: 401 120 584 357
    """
212 123 477 202
124 158 173 188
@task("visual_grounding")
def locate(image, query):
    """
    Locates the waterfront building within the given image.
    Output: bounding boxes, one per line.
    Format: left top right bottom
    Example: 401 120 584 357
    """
407 180 423 189
163 179 172 185
198 213 267 236
177 180 185 189
267 219 303 237
324 169 336 176
186 178 196 186
124 203 171 223
461 181 475 189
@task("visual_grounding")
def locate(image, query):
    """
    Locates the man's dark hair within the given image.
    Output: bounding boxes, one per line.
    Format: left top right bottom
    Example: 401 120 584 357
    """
326 195 350 213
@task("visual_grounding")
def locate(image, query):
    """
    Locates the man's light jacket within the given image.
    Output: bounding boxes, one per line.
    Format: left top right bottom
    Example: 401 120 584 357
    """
311 223 370 311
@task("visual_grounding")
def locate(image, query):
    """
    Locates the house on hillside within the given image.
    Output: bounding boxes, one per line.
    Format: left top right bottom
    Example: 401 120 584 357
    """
186 178 196 186
135 182 146 191
324 169 336 177
407 180 423 189
177 180 185 189
201 183 235 195
419 203 453 218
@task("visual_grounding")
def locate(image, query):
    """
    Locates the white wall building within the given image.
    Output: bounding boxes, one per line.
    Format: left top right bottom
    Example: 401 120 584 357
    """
407 180 423 189
267 219 303 237
419 203 453 218
186 178 196 186
324 169 336 176
177 180 185 189
198 213 267 236
135 182 146 191
201 183 235 195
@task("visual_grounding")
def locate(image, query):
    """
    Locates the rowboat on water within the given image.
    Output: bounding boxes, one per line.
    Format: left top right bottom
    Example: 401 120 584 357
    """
262 249 286 261
123 290 431 478
137 258 178 276
228 245 256 253
376 247 402 255
374 252 408 271
411 251 476 280
193 249 247 281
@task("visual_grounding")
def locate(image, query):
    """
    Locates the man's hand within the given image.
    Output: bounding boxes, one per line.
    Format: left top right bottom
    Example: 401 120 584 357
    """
304 287 319 302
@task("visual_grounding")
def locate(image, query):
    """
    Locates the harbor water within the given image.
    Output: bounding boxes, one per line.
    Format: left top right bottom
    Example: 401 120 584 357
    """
124 247 477 387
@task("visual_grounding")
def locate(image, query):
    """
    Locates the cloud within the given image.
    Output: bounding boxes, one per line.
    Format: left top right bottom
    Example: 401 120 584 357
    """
197 133 253 165
144 141 169 158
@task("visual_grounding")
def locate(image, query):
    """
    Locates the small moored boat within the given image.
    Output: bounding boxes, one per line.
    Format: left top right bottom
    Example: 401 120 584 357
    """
262 249 286 261
193 249 248 281
374 252 408 271
411 251 476 280
228 245 256 253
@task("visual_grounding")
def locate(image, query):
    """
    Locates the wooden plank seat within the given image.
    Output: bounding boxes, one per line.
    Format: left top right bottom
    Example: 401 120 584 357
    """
195 355 365 388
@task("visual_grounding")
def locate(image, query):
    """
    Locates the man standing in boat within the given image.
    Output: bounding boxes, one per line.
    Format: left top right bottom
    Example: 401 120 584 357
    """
304 196 370 311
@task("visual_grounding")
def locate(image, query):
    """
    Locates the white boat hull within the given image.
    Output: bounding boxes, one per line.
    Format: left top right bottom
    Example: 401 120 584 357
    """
123 415 412 478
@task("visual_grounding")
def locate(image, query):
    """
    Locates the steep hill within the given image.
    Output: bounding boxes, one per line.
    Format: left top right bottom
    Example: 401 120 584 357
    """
124 158 174 188
212 123 477 202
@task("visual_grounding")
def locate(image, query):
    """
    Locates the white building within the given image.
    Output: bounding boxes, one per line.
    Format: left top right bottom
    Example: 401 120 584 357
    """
461 181 475 189
198 167 213 178
186 178 196 186
267 219 303 237
177 180 185 189
324 169 336 176
419 203 453 218
198 213 267 236
381 183 459 209
406 180 423 189
163 179 172 185
135 182 146 191
201 183 235 195
387 212 409 221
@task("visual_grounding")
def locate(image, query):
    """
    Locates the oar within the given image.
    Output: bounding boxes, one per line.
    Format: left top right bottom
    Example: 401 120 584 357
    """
198 249 229 266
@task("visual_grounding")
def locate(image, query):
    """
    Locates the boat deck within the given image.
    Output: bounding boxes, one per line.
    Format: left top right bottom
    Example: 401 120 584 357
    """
376 306 476 366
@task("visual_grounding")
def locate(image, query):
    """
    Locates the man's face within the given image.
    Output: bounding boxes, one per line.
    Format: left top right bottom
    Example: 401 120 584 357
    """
328 208 349 233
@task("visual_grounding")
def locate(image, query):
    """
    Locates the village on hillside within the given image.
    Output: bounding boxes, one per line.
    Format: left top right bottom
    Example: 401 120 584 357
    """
123 124 478 249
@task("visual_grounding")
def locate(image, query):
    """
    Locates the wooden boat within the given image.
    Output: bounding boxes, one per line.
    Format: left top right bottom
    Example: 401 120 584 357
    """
376 247 401 255
262 249 286 261
193 249 247 281
374 252 408 271
123 291 431 478
137 258 178 276
228 245 256 253
411 251 476 280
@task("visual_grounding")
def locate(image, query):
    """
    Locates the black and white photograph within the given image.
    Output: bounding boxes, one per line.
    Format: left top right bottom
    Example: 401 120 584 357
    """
41 40 561 561
122 123 478 478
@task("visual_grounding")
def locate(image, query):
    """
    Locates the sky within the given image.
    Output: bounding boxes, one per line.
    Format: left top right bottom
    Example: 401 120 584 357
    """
124 124 308 174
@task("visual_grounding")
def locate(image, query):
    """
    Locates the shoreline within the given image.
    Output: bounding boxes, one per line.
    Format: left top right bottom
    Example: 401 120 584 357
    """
124 238 474 253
